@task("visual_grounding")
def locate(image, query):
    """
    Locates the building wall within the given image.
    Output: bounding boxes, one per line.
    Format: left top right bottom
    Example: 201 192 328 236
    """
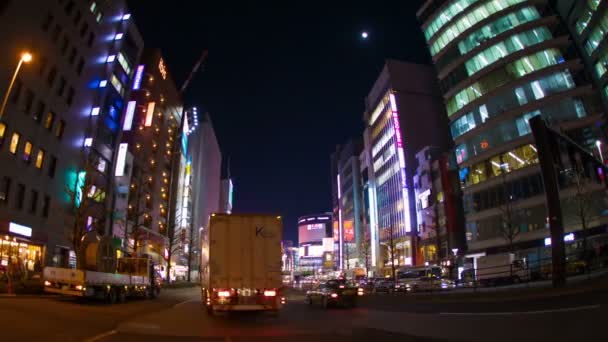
418 0 608 256
556 0 608 138
122 48 181 264
0 0 142 267
363 60 450 268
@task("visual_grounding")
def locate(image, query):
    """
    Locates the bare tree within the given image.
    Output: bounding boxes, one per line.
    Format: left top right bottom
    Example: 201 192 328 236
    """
570 167 595 258
360 230 371 276
64 162 106 268
382 226 397 282
165 214 186 283
498 171 520 253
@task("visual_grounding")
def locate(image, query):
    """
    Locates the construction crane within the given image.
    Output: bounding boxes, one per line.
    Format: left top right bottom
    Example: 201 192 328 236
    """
180 49 208 95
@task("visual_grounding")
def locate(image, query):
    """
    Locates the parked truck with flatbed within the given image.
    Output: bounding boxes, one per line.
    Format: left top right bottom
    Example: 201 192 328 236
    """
43 257 161 302
201 213 284 313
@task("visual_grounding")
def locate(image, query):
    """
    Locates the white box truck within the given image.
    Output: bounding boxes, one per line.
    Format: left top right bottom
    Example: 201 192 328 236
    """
43 257 161 302
201 213 284 313
476 253 529 286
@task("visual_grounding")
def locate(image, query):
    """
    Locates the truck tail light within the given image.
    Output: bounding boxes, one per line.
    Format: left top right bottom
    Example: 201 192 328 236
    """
263 289 277 297
330 293 338 298
44 280 51 287
280 297 286 304
357 288 364 296
218 290 231 298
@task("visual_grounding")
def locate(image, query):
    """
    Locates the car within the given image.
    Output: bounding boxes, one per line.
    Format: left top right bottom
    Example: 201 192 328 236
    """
305 279 359 308
373 279 396 293
405 276 455 292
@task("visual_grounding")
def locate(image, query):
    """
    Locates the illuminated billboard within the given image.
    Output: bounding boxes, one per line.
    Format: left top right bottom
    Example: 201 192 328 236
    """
298 223 328 244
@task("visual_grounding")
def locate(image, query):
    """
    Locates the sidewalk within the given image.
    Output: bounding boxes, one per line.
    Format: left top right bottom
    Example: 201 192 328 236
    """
0 278 44 296
381 270 608 303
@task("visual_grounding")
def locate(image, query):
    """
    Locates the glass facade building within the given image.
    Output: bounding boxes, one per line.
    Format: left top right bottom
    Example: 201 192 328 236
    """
557 0 608 128
418 0 607 256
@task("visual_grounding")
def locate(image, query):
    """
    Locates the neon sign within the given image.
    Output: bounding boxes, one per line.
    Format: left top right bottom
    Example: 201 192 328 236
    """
158 58 167 80
132 65 145 90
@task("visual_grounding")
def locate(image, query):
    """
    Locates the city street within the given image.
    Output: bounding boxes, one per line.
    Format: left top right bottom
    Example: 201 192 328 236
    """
2 286 607 341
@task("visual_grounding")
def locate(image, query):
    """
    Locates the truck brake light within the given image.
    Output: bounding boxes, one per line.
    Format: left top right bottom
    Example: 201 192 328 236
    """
263 290 277 297
218 290 231 298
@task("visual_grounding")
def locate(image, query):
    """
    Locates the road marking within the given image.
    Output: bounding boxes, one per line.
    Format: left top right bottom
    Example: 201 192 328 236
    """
83 330 117 342
440 304 600 316
173 298 197 308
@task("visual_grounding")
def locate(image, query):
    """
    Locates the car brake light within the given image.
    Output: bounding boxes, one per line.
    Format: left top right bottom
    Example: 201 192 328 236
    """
218 290 231 298
330 293 338 298
264 290 277 297
339 285 345 288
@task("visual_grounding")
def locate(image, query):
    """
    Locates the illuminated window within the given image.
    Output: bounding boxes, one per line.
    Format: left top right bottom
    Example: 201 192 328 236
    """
117 52 131 75
9 132 20 154
447 49 563 116
55 120 65 139
458 7 541 56
464 27 552 77
23 141 33 162
585 12 608 55
0 123 6 144
430 0 527 56
424 0 480 41
110 74 124 96
35 149 45 169
44 111 55 130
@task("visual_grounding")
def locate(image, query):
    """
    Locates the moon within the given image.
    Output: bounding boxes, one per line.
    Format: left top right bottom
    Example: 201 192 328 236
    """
361 31 369 39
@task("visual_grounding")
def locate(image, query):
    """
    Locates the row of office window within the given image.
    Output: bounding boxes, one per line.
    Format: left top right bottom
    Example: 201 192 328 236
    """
460 144 539 188
454 97 587 164
424 0 481 41
430 0 527 56
450 70 577 139
447 48 564 116
463 27 552 77
437 6 542 73
0 122 59 178
457 6 541 57
584 10 608 55
576 0 601 35
463 172 544 214
0 176 51 218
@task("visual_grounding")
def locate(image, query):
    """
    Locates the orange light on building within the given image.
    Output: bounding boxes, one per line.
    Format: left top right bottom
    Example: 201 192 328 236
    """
145 102 155 127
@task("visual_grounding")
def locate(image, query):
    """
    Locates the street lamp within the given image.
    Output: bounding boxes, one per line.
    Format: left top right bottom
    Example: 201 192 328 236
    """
0 52 33 119
596 140 604 164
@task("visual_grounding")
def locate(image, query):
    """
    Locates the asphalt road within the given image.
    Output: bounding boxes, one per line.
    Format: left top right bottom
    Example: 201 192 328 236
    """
1 287 606 341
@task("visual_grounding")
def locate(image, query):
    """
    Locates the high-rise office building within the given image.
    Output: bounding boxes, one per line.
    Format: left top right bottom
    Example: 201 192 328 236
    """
413 146 466 264
190 111 222 278
0 1 142 268
121 49 182 269
417 0 608 263
363 60 451 269
556 0 608 135
331 139 365 269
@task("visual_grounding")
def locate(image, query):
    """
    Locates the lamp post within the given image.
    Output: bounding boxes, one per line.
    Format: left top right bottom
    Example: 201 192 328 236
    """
0 52 33 119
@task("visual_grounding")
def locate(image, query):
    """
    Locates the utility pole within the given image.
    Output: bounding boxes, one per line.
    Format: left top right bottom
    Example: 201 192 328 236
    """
530 116 566 287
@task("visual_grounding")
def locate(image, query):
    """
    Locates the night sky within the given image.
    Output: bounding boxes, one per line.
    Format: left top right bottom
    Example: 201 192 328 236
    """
128 1 428 243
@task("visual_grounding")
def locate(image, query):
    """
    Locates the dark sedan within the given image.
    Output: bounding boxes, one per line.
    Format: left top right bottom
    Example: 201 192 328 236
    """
305 279 360 308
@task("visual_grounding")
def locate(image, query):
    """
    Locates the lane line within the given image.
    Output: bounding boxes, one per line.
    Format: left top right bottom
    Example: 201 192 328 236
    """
83 330 117 342
173 299 197 308
440 304 600 316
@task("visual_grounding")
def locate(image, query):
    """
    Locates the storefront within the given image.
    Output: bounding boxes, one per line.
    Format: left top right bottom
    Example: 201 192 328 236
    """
0 222 45 276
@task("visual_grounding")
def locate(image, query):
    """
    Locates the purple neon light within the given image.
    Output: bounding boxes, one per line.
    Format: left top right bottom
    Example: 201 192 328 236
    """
132 65 145 90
